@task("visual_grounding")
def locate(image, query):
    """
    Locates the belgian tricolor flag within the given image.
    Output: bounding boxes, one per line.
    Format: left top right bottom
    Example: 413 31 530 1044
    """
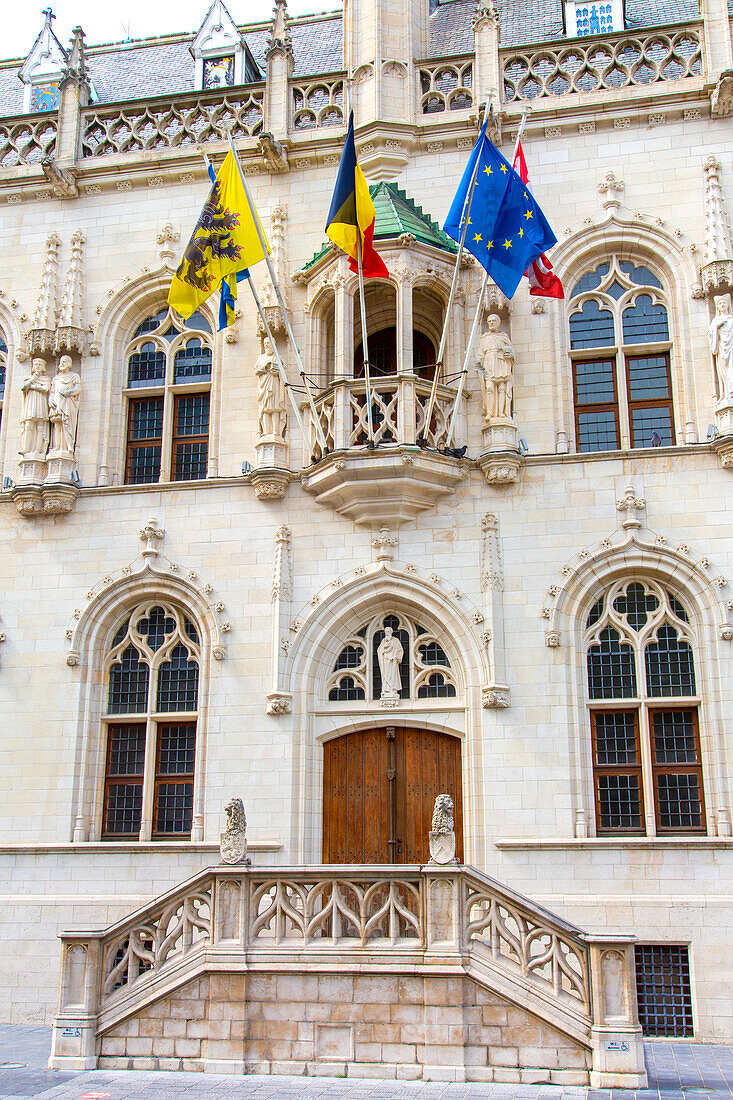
325 112 389 278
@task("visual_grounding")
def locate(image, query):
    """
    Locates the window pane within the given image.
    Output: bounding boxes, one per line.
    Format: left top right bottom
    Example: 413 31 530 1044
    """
127 342 165 388
174 442 208 481
652 710 699 764
158 722 196 775
635 945 693 1037
328 675 366 701
104 782 143 836
175 393 210 437
645 625 696 696
157 643 199 711
133 308 168 337
597 773 643 830
630 406 673 449
577 410 619 452
137 606 175 651
593 711 638 765
417 672 456 698
186 311 212 334
334 645 363 670
129 397 163 439
108 646 149 713
173 339 212 383
154 781 193 835
622 294 669 343
668 593 689 623
656 773 703 830
128 445 162 485
0 364 5 401
620 261 662 289
107 724 146 775
627 355 671 401
569 301 615 348
587 627 637 698
418 641 451 666
613 582 659 632
571 263 609 296
586 596 604 628
575 358 616 405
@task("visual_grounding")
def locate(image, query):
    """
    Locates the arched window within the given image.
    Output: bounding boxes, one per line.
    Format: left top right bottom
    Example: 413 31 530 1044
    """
0 333 6 430
584 581 705 836
102 602 200 840
569 258 674 452
354 328 436 379
327 612 457 702
124 307 213 484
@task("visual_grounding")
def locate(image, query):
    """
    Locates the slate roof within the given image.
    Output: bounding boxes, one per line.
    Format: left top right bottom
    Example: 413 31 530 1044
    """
300 182 457 274
0 0 702 119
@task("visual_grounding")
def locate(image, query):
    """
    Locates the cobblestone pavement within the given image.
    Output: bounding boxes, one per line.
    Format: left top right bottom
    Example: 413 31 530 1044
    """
1 1027 732 1100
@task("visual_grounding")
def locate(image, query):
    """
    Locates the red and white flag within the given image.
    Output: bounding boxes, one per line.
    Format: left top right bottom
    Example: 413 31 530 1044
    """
512 141 564 300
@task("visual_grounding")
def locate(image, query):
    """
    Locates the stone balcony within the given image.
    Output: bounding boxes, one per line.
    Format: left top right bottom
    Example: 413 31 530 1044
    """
300 373 469 527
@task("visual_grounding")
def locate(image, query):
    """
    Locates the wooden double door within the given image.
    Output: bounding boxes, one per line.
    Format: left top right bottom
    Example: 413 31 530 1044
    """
322 726 463 864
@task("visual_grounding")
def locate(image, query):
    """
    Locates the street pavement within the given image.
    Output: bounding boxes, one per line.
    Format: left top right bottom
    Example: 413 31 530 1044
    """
1 1026 732 1100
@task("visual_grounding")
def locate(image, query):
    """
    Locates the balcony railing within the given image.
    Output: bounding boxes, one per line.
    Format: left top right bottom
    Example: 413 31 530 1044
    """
290 72 345 131
0 111 57 167
501 23 703 102
80 85 265 158
417 55 474 115
306 374 458 461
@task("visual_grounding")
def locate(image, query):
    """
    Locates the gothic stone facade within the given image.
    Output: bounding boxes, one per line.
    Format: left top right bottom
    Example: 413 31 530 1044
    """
0 0 732 1050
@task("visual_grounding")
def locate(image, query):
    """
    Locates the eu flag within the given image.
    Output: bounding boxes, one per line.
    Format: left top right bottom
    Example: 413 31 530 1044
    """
444 123 557 299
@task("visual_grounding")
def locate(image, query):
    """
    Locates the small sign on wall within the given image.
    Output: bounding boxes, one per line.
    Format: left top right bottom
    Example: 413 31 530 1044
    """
61 1027 82 1037
605 1040 630 1052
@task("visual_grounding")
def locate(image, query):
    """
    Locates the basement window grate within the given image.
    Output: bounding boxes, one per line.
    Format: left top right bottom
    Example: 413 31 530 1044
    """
635 944 693 1036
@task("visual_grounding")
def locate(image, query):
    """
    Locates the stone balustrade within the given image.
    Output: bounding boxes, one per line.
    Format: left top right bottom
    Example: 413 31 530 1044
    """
0 111 57 167
501 23 703 103
290 73 345 131
49 862 647 1086
417 56 474 115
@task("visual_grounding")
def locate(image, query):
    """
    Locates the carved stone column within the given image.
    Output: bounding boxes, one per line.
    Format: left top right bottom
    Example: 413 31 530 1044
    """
480 514 510 708
264 0 294 142
49 935 101 1070
586 936 647 1089
473 3 501 119
266 525 293 715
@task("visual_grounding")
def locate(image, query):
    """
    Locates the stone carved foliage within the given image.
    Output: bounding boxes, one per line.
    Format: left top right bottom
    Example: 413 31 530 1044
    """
463 871 589 1012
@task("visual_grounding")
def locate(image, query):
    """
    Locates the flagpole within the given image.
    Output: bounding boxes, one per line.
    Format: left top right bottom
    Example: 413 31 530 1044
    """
421 99 491 445
226 132 329 455
355 232 375 445
443 107 531 451
198 148 311 451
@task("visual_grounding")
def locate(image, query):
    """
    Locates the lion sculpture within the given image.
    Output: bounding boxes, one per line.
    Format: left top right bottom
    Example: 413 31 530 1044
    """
220 796 250 865
431 793 454 835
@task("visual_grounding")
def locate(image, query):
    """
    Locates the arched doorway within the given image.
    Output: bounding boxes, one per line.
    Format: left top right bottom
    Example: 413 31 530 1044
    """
322 726 463 863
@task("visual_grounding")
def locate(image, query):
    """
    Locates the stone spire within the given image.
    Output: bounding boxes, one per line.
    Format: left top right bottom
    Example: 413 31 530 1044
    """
702 155 733 295
56 230 85 354
265 0 294 66
61 26 88 93
27 232 60 355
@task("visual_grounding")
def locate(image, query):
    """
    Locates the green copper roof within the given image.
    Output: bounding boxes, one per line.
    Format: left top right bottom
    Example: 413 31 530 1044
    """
300 181 457 273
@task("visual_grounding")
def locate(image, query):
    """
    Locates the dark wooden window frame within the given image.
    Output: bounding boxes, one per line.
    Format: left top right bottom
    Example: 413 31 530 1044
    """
152 720 196 838
125 395 164 485
572 355 621 453
354 327 437 379
624 351 676 448
102 720 146 839
171 392 210 483
591 707 645 836
648 705 705 835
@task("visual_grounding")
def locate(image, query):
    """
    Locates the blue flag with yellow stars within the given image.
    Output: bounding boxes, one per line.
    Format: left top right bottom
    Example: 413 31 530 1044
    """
443 122 557 299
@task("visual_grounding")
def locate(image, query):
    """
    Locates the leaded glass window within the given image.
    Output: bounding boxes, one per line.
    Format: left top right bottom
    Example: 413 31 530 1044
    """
102 602 200 840
0 334 7 431
124 307 213 484
569 257 674 452
584 581 704 835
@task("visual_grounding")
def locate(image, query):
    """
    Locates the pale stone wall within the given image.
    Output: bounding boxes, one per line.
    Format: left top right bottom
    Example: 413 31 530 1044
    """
98 971 591 1082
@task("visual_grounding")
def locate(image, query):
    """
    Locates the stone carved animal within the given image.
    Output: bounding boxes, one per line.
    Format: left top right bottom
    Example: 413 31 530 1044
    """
177 181 242 291
220 797 249 864
224 796 246 836
431 793 454 835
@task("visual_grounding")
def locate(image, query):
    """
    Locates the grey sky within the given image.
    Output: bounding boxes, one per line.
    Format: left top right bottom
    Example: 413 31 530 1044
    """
3 0 339 60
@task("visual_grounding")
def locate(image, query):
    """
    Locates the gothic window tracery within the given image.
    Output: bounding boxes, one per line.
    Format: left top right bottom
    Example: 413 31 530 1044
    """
569 257 674 452
327 613 457 702
584 580 705 836
102 601 200 840
124 307 212 484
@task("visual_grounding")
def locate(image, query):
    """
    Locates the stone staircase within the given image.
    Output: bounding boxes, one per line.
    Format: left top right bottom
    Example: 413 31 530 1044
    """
49 863 646 1086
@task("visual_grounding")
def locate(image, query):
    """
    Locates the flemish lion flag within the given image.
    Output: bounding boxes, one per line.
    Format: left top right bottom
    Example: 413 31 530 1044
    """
325 111 388 278
169 149 270 320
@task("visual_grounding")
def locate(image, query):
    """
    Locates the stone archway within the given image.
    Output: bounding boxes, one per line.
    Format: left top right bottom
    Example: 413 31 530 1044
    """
322 725 463 863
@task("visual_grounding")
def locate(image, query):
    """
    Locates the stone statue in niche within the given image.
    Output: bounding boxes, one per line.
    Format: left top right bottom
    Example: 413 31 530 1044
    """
429 793 458 864
19 358 51 458
708 294 733 403
477 313 515 420
49 356 82 455
255 338 286 439
377 626 403 702
220 797 251 865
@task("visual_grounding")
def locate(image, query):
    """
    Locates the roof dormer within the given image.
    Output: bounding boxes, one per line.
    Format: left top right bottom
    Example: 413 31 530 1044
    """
563 0 625 37
190 0 261 91
19 8 68 113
